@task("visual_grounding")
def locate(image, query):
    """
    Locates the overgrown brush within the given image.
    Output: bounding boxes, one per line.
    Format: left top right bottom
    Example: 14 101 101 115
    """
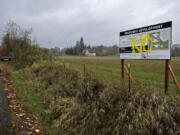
15 59 180 135
1 21 52 69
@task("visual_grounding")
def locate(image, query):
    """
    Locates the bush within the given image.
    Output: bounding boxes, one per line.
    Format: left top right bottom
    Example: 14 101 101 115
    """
1 21 52 69
15 59 180 135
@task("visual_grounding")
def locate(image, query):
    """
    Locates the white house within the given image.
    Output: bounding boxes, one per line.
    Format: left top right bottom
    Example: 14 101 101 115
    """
85 49 96 56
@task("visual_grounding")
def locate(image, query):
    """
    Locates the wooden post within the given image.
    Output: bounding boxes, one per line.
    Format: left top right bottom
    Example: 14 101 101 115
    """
83 63 85 77
165 60 169 94
63 62 65 71
83 64 86 90
63 61 66 78
128 64 131 92
168 62 180 90
4 62 7 79
124 65 135 84
62 59 65 71
121 59 124 81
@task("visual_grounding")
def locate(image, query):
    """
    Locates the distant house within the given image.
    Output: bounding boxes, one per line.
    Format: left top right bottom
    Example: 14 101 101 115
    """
85 49 96 56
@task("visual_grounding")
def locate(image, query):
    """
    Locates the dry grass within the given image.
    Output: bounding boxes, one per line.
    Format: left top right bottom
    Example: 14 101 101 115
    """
8 58 180 135
59 56 180 96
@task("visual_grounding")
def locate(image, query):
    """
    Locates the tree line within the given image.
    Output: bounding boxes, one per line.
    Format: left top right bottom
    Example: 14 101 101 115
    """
65 37 90 55
0 21 119 71
56 37 119 56
171 46 180 57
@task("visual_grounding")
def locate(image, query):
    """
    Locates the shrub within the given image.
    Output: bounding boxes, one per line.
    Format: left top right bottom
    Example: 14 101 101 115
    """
1 21 52 69
15 59 180 135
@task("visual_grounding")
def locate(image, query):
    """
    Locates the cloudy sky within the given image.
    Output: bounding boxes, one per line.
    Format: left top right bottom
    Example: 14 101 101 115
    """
0 0 180 48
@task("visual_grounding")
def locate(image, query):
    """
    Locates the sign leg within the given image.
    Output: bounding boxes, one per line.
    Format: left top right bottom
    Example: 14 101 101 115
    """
168 62 180 90
121 59 124 81
165 60 169 94
128 64 131 92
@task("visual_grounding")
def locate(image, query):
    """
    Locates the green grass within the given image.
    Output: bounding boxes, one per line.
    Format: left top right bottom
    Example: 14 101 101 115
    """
60 56 180 96
3 57 180 134
7 67 47 122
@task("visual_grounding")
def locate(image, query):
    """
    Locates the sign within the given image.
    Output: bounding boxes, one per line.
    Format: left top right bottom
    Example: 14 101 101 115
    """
119 21 172 59
1 56 11 61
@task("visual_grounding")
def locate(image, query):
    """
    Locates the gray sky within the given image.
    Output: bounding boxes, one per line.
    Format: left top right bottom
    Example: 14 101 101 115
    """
0 0 180 48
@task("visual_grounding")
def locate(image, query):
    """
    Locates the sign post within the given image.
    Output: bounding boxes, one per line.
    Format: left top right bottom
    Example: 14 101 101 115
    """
128 64 131 92
1 56 11 79
121 59 124 81
165 60 169 94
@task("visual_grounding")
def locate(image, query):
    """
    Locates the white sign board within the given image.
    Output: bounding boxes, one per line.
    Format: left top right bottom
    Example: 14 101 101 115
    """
119 21 172 59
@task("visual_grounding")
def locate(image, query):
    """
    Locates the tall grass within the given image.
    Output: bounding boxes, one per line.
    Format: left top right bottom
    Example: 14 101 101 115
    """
60 56 180 96
8 58 180 135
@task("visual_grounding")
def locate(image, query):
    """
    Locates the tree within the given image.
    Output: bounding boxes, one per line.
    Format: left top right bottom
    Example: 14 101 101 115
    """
107 48 114 55
87 44 91 49
51 47 61 55
80 37 85 54
171 47 180 57
74 41 81 55
1 21 51 69
112 45 118 55
64 37 88 55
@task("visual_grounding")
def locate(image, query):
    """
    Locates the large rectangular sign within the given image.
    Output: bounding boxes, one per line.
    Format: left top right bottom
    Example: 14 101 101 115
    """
119 21 172 59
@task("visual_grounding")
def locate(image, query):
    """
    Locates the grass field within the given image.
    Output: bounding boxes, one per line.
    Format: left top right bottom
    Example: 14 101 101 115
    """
60 56 180 96
3 56 180 134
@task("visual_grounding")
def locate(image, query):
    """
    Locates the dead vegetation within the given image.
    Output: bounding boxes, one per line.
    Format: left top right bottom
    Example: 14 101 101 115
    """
10 59 180 135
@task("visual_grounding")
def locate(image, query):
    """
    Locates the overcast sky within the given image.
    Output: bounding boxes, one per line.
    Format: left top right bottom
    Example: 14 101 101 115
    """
0 0 180 48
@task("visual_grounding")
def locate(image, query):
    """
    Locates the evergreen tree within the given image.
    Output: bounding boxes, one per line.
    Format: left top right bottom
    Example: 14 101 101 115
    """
75 41 81 55
80 37 85 53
